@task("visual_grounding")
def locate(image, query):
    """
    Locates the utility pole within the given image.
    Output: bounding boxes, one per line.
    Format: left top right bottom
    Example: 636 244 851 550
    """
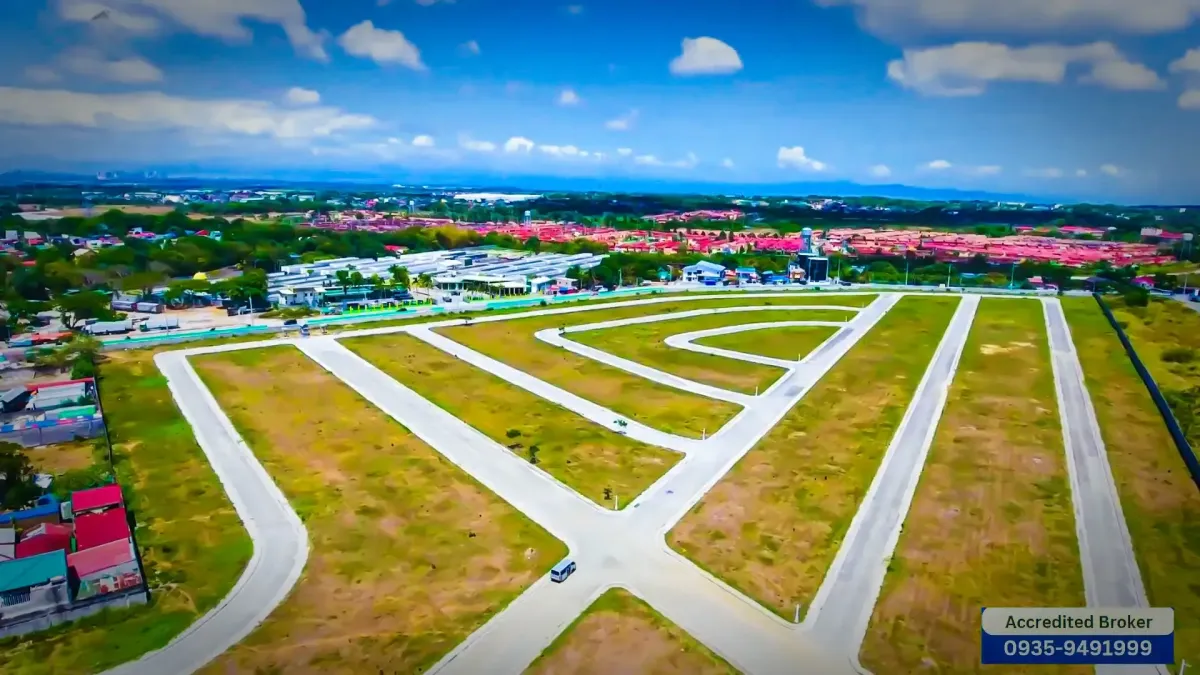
1010 262 1017 289
904 256 910 287
946 263 953 288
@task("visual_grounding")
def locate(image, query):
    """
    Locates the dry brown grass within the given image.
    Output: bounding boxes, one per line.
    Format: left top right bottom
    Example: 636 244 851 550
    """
860 298 1084 675
526 588 735 675
53 205 208 219
192 346 564 674
668 296 960 619
439 295 874 436
21 439 96 475
341 332 679 506
1062 298 1200 670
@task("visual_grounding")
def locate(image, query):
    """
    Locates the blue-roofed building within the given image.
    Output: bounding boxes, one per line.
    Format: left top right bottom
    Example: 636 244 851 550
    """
734 267 759 283
0 549 72 632
0 496 60 528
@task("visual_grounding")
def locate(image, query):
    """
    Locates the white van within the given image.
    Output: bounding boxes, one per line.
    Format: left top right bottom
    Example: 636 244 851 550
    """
550 559 576 583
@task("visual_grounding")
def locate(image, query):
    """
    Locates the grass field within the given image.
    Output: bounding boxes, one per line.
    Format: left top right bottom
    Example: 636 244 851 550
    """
570 309 856 394
526 588 736 675
21 439 97 476
860 298 1084 674
1063 298 1200 669
341 333 680 506
439 294 875 436
668 295 959 620
693 325 842 362
191 346 565 674
0 350 252 675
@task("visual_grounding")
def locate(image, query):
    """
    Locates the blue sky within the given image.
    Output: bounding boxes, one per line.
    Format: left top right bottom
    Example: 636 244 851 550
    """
1 0 1199 203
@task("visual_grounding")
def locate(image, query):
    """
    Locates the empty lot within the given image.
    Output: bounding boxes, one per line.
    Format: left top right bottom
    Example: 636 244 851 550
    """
192 346 564 674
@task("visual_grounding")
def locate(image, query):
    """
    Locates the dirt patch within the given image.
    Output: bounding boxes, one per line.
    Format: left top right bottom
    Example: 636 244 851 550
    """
668 296 961 619
528 589 735 675
193 346 565 675
22 439 96 475
861 299 1085 675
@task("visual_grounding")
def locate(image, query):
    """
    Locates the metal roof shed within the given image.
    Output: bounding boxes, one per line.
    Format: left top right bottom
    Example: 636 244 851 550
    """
0 549 68 593
71 485 124 514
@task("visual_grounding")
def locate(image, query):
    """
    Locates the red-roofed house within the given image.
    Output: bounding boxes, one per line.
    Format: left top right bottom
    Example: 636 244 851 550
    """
15 524 72 559
70 485 124 517
67 538 141 601
73 508 131 551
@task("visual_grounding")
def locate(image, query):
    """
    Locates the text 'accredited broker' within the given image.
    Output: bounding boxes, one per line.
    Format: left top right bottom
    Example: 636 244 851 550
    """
981 607 1174 665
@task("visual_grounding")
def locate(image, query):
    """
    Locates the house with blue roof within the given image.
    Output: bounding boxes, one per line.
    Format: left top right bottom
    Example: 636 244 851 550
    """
682 260 725 284
0 549 72 633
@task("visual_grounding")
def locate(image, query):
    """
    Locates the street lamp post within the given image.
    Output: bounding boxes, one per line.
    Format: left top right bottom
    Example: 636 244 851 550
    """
904 256 910 287
947 263 953 288
1009 262 1017 289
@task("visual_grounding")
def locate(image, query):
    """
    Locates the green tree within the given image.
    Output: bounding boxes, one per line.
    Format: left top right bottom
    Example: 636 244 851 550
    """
369 274 386 299
119 270 168 297
55 291 114 329
388 264 410 288
0 443 41 509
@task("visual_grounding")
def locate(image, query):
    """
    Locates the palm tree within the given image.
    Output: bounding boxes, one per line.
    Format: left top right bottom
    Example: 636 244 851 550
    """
416 272 433 289
389 264 410 289
369 274 386 300
334 269 353 300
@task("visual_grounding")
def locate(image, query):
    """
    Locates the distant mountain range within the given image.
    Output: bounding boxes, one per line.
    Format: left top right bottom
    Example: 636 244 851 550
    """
0 168 1125 206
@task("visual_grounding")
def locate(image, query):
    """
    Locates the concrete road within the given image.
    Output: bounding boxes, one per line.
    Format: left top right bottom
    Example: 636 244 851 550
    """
1041 299 1167 675
101 352 309 675
802 295 978 666
665 320 850 369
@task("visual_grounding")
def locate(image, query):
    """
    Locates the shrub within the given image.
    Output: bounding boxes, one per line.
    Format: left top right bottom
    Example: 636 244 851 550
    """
1162 347 1196 364
505 428 521 438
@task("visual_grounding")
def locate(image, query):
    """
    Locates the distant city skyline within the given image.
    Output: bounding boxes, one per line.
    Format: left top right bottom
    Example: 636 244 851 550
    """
0 0 1198 203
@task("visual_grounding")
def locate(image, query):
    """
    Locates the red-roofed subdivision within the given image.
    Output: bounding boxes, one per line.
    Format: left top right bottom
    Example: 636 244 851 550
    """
74 508 131 551
67 538 135 578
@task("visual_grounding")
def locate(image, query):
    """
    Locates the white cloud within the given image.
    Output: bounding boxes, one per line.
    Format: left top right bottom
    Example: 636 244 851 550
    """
0 86 376 139
669 37 743 76
812 0 1200 37
869 164 892 178
1076 168 1088 177
1024 167 1065 178
1081 59 1166 90
461 39 480 56
339 20 425 70
1100 163 1123 176
721 158 735 168
634 154 661 166
24 66 62 84
459 136 496 152
970 165 1003 176
926 159 953 170
566 4 584 14
1180 89 1200 109
285 86 320 105
887 42 1163 96
57 47 164 83
616 147 633 156
777 146 828 171
557 88 581 106
57 0 329 61
1171 48 1200 73
504 136 534 153
538 144 584 158
412 134 435 147
605 109 638 130
671 152 699 169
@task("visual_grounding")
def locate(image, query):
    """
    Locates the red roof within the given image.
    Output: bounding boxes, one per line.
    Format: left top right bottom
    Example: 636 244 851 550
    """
71 485 124 513
67 538 135 578
15 526 72 558
74 508 131 551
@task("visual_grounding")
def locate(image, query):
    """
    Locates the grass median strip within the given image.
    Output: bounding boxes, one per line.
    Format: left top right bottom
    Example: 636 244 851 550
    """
525 588 736 675
0 350 252 675
570 309 856 394
191 346 565 674
439 294 875 436
694 325 842 363
341 332 679 507
860 298 1084 674
668 295 958 620
1062 298 1200 670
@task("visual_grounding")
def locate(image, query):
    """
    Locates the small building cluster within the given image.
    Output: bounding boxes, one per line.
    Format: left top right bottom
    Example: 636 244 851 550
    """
0 485 146 638
0 378 105 448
